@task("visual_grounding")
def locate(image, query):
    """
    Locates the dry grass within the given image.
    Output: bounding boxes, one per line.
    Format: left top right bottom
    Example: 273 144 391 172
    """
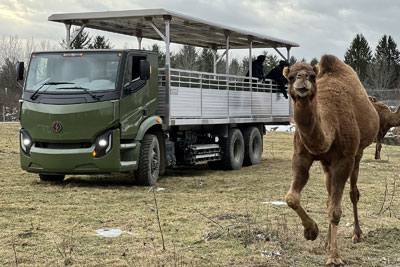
1 123 400 266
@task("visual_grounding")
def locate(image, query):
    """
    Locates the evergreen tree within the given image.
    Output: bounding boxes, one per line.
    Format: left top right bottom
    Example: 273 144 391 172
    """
344 34 372 82
367 35 400 89
172 45 198 70
240 56 253 76
229 58 240 75
60 27 91 49
263 52 279 74
151 44 166 67
309 57 319 67
289 56 298 66
88 35 113 49
375 35 400 66
198 48 214 73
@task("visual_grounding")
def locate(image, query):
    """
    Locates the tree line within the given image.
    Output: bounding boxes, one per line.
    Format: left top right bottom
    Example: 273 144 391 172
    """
1 28 399 121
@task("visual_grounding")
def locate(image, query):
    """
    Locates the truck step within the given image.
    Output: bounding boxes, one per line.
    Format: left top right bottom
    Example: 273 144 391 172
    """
120 161 137 171
184 144 221 164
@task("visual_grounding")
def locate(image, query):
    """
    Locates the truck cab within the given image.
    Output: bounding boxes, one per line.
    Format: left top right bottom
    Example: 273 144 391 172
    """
19 50 162 183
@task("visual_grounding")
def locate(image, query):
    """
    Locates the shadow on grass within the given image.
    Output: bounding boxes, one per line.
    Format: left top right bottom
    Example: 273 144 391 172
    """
34 174 138 189
33 158 292 188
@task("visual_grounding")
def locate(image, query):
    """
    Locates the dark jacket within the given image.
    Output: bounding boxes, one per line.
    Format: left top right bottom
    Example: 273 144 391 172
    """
246 55 266 80
265 61 289 98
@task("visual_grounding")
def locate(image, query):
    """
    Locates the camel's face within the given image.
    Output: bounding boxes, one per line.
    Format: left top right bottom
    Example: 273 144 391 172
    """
283 63 317 99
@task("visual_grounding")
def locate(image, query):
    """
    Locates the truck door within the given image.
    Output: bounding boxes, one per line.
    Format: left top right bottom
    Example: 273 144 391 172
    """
119 54 151 139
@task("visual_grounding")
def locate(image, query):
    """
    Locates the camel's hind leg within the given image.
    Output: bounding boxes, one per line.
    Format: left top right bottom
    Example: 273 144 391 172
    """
326 156 355 266
375 139 382 160
350 152 364 243
375 131 385 160
285 153 318 241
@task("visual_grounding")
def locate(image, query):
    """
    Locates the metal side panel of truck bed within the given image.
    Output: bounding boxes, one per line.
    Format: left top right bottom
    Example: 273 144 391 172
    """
158 68 291 126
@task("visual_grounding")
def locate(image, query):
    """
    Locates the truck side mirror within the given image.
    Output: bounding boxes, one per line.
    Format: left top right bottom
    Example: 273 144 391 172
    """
16 62 24 81
140 60 150 80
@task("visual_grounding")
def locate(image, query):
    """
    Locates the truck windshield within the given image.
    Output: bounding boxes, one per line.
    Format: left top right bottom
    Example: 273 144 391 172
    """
25 52 121 93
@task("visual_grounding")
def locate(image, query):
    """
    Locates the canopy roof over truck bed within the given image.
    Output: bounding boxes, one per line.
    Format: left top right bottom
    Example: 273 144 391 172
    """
48 8 299 50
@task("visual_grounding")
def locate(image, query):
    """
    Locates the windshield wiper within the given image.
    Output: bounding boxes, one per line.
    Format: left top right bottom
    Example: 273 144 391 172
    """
30 81 74 100
57 86 102 101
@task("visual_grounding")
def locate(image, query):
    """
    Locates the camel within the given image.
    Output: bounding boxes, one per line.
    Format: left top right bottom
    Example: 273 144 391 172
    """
368 97 400 159
283 55 379 265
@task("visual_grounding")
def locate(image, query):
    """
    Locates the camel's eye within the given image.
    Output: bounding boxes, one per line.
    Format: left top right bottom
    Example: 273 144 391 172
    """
309 73 316 82
288 74 295 82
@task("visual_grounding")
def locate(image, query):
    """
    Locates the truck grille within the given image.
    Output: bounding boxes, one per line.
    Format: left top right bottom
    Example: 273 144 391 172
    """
35 142 92 149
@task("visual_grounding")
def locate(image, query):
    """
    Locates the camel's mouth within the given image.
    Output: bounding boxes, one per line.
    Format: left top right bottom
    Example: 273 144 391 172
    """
294 87 310 97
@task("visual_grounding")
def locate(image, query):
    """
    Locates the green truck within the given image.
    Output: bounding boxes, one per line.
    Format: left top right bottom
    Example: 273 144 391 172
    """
17 9 298 185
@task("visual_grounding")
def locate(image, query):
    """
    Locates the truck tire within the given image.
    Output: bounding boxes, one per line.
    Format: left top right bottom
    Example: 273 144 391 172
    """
135 134 160 186
221 128 244 170
243 127 263 166
39 174 65 182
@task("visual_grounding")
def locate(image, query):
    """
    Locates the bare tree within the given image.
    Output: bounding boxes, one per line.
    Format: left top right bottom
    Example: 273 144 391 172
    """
366 59 397 100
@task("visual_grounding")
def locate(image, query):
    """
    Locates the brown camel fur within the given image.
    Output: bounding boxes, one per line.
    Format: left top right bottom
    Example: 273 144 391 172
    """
368 97 400 159
283 55 379 266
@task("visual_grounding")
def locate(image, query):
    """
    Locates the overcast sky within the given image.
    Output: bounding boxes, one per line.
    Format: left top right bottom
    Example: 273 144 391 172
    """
1 0 399 62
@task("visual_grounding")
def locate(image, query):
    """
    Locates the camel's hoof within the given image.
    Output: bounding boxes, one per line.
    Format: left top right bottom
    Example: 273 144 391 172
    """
326 256 344 266
352 233 364 244
304 222 319 241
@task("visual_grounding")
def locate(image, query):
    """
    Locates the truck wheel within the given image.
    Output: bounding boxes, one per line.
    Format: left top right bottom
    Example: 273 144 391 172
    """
135 134 160 186
39 174 65 182
243 127 263 166
221 128 244 170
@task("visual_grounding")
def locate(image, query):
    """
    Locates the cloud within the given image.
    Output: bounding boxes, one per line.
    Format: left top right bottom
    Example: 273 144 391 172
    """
0 0 399 61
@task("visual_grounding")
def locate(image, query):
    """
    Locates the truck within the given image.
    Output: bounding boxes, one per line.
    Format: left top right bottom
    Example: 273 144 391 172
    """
17 9 299 185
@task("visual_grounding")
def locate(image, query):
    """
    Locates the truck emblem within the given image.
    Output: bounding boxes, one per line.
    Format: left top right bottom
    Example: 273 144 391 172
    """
52 121 63 133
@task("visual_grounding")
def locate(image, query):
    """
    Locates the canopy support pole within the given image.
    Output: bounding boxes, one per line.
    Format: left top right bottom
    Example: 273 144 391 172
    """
273 47 287 61
137 30 143 50
225 30 230 75
164 15 171 126
211 44 218 77
65 23 71 49
248 36 253 80
66 24 86 49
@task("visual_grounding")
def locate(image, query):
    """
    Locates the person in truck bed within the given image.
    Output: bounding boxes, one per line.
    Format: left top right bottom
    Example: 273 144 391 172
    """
265 60 290 99
246 55 267 81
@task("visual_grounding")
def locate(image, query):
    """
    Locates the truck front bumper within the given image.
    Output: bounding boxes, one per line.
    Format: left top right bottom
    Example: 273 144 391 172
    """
20 129 123 174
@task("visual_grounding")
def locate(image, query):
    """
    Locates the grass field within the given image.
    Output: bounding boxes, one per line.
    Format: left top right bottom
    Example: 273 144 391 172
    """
1 123 400 266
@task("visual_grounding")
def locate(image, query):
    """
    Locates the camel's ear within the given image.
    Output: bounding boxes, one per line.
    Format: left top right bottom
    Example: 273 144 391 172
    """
283 66 290 79
313 65 320 76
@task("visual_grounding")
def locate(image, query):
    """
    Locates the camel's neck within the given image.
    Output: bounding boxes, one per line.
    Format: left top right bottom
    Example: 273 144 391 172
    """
293 98 333 154
389 106 400 126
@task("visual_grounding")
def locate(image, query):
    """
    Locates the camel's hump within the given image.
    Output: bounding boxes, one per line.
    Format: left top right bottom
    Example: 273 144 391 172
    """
319 54 344 74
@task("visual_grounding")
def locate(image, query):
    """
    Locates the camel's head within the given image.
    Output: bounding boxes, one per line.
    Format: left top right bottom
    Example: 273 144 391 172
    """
283 62 318 100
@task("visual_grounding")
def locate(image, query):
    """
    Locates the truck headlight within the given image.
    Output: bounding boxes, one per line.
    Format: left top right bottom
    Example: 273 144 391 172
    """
93 130 113 158
20 129 33 156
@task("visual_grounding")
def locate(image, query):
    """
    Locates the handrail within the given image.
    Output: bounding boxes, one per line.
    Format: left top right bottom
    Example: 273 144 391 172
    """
159 68 280 92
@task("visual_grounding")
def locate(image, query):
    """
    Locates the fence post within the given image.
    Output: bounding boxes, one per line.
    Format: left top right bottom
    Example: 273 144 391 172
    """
2 105 5 122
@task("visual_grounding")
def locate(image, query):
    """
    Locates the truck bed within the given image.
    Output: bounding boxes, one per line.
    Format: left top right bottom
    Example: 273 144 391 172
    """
158 68 291 126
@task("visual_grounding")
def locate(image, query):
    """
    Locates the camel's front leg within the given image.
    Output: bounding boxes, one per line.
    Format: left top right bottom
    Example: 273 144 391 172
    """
326 156 355 266
285 153 318 240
